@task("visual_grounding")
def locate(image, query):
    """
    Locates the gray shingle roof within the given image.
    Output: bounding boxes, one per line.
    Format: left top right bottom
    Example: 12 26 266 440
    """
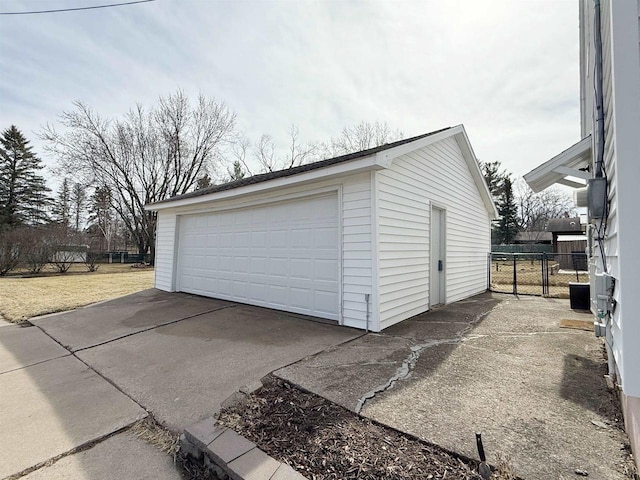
149 127 452 206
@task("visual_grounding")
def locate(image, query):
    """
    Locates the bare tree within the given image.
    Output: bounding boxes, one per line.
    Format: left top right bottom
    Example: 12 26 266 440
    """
254 134 278 172
0 228 22 275
514 179 575 237
319 121 403 158
230 135 254 176
42 91 236 262
20 226 55 274
71 182 87 232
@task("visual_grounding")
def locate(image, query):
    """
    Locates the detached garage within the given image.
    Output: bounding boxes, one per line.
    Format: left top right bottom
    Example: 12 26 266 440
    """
146 125 497 332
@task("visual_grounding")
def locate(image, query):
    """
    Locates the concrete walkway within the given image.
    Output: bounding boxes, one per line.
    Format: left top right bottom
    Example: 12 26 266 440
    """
1 289 359 479
0 322 181 479
276 293 634 479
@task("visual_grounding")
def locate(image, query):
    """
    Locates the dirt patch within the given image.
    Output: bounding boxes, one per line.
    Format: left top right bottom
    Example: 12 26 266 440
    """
218 378 507 480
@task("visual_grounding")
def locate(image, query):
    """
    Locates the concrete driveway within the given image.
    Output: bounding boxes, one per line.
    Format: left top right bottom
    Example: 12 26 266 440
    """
276 293 635 479
1 289 360 479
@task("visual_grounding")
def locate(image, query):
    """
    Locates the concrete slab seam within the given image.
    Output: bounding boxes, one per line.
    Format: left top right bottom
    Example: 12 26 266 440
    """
0 353 72 376
3 419 145 480
70 304 238 353
32 324 153 415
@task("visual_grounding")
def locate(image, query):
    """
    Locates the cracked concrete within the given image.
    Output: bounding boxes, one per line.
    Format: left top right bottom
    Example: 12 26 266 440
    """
276 294 498 412
276 293 635 480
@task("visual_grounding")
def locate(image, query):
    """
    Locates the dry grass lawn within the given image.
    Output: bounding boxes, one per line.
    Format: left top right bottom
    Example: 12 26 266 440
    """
0 266 154 322
490 260 588 298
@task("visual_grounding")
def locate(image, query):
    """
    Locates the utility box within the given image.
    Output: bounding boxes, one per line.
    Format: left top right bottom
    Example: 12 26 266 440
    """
587 177 607 220
569 282 591 310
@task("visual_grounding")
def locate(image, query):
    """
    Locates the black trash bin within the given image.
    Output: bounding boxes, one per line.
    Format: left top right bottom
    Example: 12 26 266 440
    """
569 282 590 310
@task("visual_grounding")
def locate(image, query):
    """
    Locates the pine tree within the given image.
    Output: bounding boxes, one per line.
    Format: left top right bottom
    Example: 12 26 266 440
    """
228 160 246 181
0 125 51 227
496 177 520 244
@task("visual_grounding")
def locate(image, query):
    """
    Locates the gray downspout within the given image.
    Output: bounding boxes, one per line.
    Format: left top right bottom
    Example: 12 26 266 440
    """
594 0 605 178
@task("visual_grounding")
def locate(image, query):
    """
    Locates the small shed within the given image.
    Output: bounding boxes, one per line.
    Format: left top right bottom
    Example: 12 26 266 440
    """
146 125 497 332
546 217 587 269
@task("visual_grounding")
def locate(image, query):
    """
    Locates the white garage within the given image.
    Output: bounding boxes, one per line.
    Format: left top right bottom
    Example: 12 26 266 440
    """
147 125 497 332
176 194 340 320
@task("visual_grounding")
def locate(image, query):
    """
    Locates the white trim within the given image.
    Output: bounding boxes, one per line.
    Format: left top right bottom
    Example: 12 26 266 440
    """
336 184 344 326
369 170 380 332
166 185 341 216
523 136 592 193
147 155 383 211
557 178 588 189
171 215 181 292
552 165 592 180
452 128 499 220
374 127 460 166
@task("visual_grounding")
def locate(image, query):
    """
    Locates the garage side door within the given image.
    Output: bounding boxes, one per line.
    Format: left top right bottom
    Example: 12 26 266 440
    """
177 194 340 320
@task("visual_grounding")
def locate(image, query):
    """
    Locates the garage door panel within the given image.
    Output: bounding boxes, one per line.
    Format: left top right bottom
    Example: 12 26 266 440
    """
177 193 339 320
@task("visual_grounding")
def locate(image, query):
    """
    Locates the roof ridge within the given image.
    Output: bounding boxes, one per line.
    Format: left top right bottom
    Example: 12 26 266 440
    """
149 126 452 206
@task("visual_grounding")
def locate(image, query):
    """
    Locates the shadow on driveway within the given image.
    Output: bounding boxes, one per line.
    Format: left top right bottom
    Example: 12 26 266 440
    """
0 289 360 478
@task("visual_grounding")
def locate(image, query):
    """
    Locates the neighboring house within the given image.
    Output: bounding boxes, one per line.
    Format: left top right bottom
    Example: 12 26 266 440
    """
513 231 552 245
546 217 587 268
546 217 584 247
524 0 640 468
51 245 89 263
147 125 497 332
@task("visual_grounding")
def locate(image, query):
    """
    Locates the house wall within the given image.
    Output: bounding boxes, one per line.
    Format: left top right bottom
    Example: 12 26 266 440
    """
581 0 640 470
375 136 491 330
153 172 375 330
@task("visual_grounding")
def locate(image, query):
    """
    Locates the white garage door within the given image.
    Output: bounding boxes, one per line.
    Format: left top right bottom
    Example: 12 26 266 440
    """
177 193 340 320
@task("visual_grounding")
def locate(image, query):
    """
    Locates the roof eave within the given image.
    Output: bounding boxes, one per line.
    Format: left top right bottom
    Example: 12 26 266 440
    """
524 136 592 193
146 153 384 211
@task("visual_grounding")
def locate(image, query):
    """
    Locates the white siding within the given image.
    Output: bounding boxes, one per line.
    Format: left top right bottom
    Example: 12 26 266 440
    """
376 137 491 329
600 0 623 380
154 211 177 291
152 173 374 329
341 173 374 330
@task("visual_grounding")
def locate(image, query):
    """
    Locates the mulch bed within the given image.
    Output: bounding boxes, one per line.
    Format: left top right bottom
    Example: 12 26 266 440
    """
217 378 487 480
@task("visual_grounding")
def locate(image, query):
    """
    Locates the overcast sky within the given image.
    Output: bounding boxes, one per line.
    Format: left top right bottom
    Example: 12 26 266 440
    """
0 0 579 187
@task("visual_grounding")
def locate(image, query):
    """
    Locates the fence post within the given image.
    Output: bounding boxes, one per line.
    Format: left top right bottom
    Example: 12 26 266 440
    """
541 253 546 296
513 254 517 295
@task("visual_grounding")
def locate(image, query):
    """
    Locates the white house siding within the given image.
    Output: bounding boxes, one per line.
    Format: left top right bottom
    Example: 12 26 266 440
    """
153 173 373 330
376 137 490 329
154 211 177 291
600 0 623 379
580 0 640 467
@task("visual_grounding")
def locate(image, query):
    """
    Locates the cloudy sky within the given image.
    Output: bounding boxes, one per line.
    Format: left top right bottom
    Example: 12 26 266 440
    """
0 0 579 186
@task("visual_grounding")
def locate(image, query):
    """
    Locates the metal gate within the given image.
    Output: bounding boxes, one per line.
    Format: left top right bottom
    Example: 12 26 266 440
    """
488 252 589 298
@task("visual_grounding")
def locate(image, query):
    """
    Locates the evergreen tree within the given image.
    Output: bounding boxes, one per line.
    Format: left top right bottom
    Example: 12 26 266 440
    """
496 177 520 244
228 160 246 181
196 174 212 190
479 160 507 200
0 125 51 226
52 178 71 231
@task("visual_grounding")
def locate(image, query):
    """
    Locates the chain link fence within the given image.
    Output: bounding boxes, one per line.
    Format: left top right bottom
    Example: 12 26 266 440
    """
488 252 589 298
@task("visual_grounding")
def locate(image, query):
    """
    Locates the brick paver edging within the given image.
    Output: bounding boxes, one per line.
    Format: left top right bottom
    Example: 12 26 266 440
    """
181 416 307 480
